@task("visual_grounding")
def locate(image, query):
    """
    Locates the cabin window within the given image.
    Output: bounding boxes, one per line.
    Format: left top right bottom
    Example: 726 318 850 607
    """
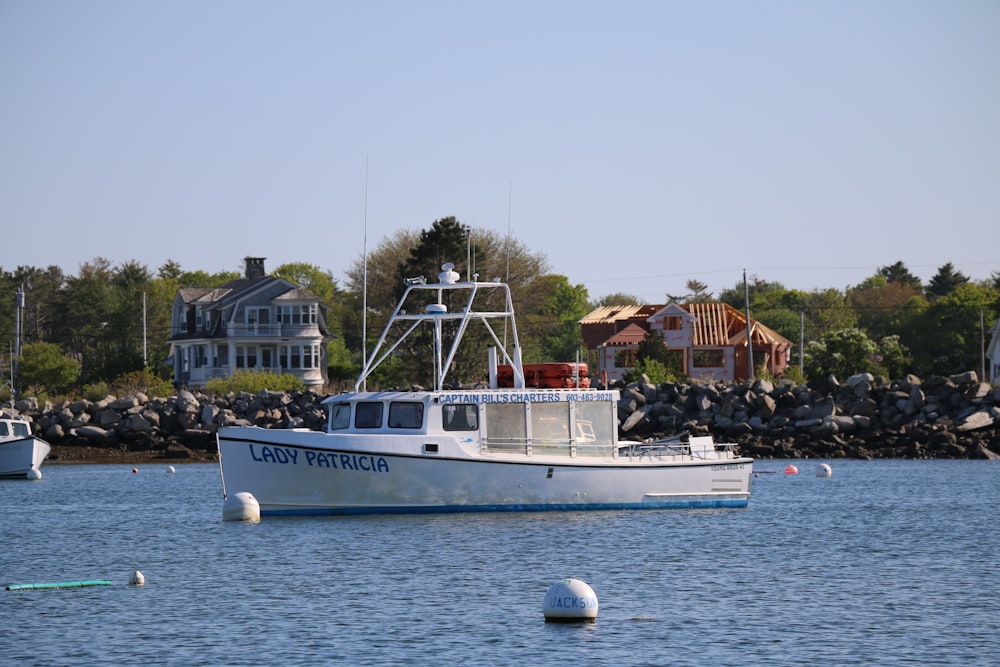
388 402 424 429
485 403 526 444
329 403 351 430
355 402 383 428
443 404 478 431
0 422 7 436
575 401 614 450
531 402 569 444
6 421 29 437
693 349 724 368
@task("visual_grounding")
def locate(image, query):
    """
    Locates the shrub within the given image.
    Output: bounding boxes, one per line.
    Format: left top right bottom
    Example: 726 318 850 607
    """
83 382 111 402
112 369 174 398
204 369 305 395
625 357 683 385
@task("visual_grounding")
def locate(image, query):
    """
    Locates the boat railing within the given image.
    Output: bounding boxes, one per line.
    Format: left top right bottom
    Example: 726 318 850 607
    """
617 438 741 461
483 438 614 458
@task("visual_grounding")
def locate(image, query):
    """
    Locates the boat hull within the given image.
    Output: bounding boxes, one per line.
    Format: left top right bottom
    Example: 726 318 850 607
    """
0 437 51 479
218 429 752 516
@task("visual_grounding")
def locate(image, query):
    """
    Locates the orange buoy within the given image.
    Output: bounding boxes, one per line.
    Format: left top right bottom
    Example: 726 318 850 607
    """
784 464 798 475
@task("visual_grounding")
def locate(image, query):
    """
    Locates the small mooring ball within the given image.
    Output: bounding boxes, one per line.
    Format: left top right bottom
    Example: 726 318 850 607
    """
129 570 145 586
166 466 176 474
784 464 799 475
222 491 261 522
816 463 832 478
543 578 599 623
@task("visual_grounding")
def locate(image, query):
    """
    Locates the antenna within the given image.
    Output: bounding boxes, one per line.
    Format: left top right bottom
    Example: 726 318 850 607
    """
362 156 369 391
503 179 512 348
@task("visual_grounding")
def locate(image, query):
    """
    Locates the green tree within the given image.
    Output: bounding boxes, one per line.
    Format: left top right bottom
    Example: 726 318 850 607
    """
666 279 712 304
925 262 969 300
592 292 642 307
19 341 81 394
909 282 999 375
518 274 590 363
804 328 911 381
274 262 341 305
879 261 923 290
343 221 548 388
848 274 927 342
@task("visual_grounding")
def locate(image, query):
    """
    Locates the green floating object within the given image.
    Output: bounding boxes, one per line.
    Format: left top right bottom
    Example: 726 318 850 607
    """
6 579 112 591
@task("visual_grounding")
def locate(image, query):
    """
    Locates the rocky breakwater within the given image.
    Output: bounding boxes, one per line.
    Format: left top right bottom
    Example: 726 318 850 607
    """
3 372 998 461
615 370 1000 460
3 389 327 461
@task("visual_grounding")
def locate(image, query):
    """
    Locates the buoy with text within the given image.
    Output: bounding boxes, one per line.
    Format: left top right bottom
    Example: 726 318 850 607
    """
816 463 832 478
542 578 599 623
784 464 798 475
223 491 261 522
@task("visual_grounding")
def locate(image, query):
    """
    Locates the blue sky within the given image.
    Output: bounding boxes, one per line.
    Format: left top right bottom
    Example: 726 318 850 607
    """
2 0 997 302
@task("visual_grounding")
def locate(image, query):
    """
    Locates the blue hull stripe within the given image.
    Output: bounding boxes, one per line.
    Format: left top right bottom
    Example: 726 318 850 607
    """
263 499 749 517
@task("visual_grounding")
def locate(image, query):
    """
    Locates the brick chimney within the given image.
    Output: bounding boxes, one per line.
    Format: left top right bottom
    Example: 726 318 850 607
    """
244 257 266 280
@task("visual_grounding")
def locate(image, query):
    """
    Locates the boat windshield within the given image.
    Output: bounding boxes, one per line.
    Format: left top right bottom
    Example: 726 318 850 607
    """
329 403 351 430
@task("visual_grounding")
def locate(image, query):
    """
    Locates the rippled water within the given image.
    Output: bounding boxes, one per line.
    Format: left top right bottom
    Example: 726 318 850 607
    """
2 459 998 666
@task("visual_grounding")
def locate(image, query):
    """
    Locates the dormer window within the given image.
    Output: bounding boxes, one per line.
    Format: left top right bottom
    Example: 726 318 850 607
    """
277 304 317 325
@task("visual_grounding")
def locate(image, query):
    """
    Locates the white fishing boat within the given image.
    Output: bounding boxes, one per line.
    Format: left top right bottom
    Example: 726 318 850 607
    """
217 263 753 515
0 417 51 479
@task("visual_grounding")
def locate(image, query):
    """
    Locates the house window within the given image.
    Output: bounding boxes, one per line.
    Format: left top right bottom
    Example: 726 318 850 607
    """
195 307 203 329
214 344 228 368
665 316 682 331
277 304 317 325
279 344 320 369
693 349 724 368
247 307 270 327
261 348 274 368
194 346 207 368
236 346 259 368
614 349 637 368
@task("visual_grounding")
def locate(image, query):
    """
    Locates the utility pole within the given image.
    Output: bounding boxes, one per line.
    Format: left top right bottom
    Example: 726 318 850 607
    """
14 286 24 400
743 270 753 381
799 310 805 374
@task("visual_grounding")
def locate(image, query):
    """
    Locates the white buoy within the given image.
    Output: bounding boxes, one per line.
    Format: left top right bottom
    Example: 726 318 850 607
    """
129 570 145 586
816 463 832 478
166 466 176 474
542 578 599 623
223 491 261 522
26 469 42 480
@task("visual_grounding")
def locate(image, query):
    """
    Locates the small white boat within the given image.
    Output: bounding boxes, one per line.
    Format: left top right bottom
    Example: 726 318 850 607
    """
217 263 753 516
0 417 51 479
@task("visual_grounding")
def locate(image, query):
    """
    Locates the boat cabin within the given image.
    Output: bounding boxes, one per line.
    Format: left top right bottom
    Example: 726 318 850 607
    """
323 389 619 458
